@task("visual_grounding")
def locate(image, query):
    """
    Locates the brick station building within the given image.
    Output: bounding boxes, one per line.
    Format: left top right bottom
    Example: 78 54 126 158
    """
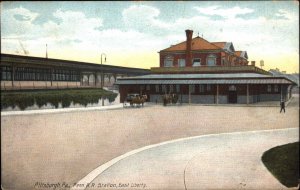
116 30 296 104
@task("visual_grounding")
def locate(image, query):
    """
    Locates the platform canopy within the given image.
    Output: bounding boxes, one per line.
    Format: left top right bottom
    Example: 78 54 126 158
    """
115 79 293 85
115 73 295 85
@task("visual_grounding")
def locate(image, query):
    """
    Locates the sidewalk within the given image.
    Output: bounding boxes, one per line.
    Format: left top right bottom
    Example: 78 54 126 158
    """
147 98 293 108
1 103 124 116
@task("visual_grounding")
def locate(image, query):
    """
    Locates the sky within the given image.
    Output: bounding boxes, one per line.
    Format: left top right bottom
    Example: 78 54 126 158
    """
1 1 299 73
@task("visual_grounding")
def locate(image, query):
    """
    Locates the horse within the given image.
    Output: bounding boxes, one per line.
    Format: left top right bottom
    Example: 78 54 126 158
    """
162 94 178 106
130 94 147 107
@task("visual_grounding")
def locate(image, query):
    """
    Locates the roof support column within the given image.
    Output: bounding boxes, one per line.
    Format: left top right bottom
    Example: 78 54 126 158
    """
101 73 104 88
216 84 219 104
280 84 283 101
188 84 191 104
101 72 104 106
51 68 53 87
247 84 249 105
12 63 15 88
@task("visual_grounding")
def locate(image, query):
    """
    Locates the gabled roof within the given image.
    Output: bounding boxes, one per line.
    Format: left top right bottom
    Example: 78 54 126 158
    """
212 42 235 53
211 42 226 49
160 36 222 52
241 51 248 59
234 51 248 59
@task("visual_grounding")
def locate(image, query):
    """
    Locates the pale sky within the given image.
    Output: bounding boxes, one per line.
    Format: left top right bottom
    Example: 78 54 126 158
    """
1 1 299 73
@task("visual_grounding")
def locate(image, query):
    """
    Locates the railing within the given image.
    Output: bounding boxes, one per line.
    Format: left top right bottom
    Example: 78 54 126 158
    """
151 65 271 75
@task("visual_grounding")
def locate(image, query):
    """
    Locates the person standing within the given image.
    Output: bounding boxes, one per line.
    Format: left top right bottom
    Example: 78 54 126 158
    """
280 99 285 113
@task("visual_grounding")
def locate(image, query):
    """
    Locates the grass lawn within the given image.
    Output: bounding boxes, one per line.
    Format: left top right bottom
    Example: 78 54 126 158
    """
261 142 299 188
1 88 118 110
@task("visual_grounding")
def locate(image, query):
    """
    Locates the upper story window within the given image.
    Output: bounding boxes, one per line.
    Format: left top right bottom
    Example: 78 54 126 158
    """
192 58 201 67
207 54 216 66
178 59 186 67
164 56 174 67
1 66 12 80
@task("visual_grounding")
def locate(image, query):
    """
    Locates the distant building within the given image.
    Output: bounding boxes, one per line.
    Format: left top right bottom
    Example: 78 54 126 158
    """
116 30 296 104
269 69 299 95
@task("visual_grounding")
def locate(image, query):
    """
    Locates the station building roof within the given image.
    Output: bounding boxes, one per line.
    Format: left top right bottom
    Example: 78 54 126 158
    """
115 73 295 85
118 73 271 79
115 79 293 85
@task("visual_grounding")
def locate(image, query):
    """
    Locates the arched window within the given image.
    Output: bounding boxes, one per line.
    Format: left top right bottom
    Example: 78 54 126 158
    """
207 54 216 66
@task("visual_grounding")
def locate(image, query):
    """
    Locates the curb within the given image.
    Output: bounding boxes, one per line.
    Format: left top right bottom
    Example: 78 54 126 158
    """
1 104 125 116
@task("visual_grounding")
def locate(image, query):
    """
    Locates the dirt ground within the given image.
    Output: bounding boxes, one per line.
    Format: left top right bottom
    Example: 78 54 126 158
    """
1 97 299 190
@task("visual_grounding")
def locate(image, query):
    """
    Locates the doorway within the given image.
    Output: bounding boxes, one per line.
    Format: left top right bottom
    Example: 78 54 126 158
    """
228 85 237 103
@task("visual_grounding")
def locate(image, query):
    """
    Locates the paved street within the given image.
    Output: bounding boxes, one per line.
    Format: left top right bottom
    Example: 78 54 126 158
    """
84 128 298 190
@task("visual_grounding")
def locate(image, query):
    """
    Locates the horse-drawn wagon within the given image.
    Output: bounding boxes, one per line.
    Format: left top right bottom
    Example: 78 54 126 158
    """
123 94 147 108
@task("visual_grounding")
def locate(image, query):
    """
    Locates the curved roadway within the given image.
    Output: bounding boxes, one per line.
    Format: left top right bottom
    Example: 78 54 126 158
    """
73 128 298 190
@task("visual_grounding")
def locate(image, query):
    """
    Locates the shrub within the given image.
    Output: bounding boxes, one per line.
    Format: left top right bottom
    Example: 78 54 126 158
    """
1 89 118 110
35 94 49 108
14 94 35 110
108 93 118 103
61 94 72 108
47 94 60 108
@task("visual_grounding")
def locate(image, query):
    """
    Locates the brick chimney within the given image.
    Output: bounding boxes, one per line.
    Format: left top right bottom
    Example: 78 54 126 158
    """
185 29 193 67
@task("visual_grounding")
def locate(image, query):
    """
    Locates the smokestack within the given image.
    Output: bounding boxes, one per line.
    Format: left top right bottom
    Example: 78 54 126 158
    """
185 29 193 67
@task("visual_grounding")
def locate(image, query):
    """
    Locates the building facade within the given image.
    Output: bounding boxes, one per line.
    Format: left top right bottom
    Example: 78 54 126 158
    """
0 54 150 90
116 30 296 104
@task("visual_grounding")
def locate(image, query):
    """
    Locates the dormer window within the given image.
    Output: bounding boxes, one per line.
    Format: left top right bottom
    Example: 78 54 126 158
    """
164 56 174 67
192 58 201 66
